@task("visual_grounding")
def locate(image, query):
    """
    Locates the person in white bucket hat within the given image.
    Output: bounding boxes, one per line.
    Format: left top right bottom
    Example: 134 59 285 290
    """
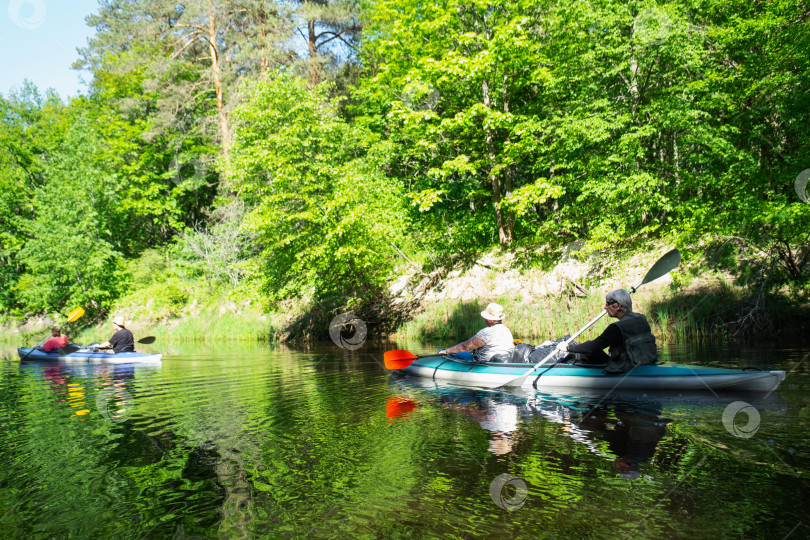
98 316 135 353
438 302 515 362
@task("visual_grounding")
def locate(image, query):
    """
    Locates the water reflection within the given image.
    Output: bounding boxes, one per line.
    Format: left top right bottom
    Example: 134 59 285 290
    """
440 394 520 455
0 344 803 538
388 374 788 478
537 397 669 478
18 361 160 422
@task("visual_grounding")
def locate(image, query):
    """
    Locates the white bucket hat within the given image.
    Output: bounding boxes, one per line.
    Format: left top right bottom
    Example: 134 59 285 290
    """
112 316 125 327
480 302 505 321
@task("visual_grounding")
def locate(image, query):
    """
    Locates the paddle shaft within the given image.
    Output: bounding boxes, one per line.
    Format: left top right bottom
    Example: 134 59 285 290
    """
59 337 153 356
22 335 53 356
500 249 681 388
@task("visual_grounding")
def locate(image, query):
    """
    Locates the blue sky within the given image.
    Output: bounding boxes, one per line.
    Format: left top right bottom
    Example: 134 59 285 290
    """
1 0 100 99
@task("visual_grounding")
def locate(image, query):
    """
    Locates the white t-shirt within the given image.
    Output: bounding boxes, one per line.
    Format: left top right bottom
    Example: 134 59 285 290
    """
473 324 514 361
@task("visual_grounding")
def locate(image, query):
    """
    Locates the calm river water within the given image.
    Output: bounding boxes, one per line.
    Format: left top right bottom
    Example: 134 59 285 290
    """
0 341 808 539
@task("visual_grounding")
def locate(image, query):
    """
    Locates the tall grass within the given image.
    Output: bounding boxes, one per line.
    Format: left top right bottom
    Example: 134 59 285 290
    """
69 309 283 344
3 278 805 347
392 285 770 345
0 310 283 346
394 293 614 344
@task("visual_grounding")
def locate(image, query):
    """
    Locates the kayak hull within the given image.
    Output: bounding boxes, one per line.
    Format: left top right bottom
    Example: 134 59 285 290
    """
399 355 785 392
17 347 162 364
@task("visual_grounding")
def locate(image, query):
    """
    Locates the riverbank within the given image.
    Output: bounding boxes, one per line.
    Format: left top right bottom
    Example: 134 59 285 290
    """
3 244 809 348
389 245 810 346
0 300 285 347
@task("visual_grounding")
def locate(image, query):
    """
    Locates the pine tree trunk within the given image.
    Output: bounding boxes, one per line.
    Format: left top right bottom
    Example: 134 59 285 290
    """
308 19 319 85
207 1 230 161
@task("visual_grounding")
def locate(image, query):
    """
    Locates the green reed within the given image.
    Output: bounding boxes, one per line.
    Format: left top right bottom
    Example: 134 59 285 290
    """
64 309 283 344
394 293 615 345
391 285 772 345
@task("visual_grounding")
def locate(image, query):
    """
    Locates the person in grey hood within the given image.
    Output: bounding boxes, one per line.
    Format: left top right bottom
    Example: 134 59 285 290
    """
556 289 658 373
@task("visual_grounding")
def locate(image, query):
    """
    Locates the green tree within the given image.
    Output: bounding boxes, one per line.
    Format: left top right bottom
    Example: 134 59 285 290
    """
291 0 363 85
357 0 561 252
0 86 45 312
357 0 810 262
227 73 406 304
77 1 295 161
16 113 126 313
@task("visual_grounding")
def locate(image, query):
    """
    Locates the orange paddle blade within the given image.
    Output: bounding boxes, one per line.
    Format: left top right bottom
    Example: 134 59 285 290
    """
384 349 418 370
386 396 419 419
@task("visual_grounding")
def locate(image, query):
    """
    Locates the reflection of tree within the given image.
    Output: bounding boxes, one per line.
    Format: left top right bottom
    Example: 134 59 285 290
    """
1 363 146 536
1 354 800 538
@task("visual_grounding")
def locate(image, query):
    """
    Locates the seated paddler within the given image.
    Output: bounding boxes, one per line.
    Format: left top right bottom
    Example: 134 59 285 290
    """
555 289 658 373
41 326 69 352
438 303 515 363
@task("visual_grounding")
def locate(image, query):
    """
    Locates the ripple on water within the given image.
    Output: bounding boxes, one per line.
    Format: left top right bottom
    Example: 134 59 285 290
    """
1 344 808 538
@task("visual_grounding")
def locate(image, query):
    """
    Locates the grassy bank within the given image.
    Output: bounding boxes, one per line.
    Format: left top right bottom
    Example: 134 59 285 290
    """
2 307 284 347
76 309 283 344
393 281 810 346
6 283 807 349
4 249 808 349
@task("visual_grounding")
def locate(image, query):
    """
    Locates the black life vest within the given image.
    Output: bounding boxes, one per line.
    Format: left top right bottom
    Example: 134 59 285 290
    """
606 312 658 374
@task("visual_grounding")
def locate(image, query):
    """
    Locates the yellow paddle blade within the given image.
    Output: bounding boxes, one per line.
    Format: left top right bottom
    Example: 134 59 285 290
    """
384 350 418 370
67 307 85 323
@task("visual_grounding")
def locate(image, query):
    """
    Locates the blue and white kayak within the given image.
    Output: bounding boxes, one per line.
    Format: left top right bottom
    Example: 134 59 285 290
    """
398 355 785 392
17 347 162 365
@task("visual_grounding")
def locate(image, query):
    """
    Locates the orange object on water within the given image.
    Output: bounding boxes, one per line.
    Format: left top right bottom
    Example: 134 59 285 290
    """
386 396 418 419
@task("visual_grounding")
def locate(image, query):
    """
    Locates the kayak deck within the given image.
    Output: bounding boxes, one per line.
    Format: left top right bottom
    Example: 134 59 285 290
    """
17 347 162 364
400 355 785 392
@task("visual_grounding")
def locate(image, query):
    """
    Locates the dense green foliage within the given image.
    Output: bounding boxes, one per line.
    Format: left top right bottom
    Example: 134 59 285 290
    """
227 73 407 303
1 0 808 333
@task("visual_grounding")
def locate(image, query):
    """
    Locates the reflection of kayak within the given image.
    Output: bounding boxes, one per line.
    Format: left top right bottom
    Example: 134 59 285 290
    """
397 355 785 392
391 375 789 412
389 376 788 466
17 347 162 364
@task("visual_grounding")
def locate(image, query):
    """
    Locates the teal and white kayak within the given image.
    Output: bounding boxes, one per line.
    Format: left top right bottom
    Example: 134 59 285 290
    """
398 355 786 392
17 347 162 365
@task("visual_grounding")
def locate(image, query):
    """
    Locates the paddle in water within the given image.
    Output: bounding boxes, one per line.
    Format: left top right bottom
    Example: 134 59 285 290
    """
19 307 85 361
499 248 682 388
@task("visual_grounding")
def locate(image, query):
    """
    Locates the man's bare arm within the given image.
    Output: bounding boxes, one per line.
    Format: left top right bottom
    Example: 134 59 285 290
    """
439 336 486 354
